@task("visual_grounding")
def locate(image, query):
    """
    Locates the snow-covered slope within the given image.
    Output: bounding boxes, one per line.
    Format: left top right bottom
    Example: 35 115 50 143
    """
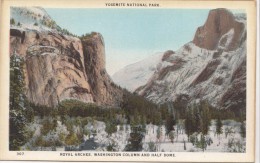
116 9 247 112
10 7 58 32
112 52 164 92
137 41 246 108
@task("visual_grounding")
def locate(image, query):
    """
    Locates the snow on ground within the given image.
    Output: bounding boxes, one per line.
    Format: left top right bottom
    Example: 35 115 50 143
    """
87 120 245 152
143 120 244 152
91 121 131 151
23 117 245 152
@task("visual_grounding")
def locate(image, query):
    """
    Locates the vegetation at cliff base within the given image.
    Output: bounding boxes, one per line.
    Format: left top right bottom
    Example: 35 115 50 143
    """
9 54 245 152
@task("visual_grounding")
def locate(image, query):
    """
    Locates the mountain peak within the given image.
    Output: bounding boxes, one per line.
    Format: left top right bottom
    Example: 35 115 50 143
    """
192 8 245 51
117 9 247 113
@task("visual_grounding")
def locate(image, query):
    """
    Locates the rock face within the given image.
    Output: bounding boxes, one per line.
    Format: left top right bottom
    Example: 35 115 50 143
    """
81 33 123 106
10 7 123 107
121 9 247 113
193 8 245 51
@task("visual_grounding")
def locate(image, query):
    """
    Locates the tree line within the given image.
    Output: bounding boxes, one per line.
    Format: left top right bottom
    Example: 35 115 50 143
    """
9 53 245 151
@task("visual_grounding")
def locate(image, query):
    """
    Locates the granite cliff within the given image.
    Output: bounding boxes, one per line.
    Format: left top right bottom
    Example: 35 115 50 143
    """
10 7 123 107
193 8 245 51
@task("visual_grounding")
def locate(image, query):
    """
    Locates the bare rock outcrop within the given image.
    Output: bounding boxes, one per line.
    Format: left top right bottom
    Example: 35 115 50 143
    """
193 8 245 51
10 29 95 106
9 7 124 108
81 33 123 106
10 29 123 107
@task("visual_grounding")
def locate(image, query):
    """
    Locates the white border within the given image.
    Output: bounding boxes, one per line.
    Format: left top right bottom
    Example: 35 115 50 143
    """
0 0 257 162
255 0 259 163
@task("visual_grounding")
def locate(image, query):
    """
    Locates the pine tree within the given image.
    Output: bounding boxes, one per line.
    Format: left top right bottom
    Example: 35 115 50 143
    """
107 141 116 151
164 102 176 135
105 121 117 136
9 54 28 150
148 142 156 152
10 18 15 25
183 139 186 150
156 126 161 140
185 104 198 141
140 115 146 133
125 126 143 151
185 107 193 141
165 113 175 135
201 101 211 135
193 104 201 133
169 131 175 143
196 134 207 152
240 121 246 139
65 133 79 146
216 117 223 138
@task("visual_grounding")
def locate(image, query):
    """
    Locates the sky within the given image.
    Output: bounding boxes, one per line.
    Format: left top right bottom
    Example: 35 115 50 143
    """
45 8 211 75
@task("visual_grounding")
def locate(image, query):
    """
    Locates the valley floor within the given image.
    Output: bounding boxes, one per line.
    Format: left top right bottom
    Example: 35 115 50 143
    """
22 118 245 152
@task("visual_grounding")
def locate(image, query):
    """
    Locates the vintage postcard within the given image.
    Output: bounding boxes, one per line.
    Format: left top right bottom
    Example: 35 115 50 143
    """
0 0 257 162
